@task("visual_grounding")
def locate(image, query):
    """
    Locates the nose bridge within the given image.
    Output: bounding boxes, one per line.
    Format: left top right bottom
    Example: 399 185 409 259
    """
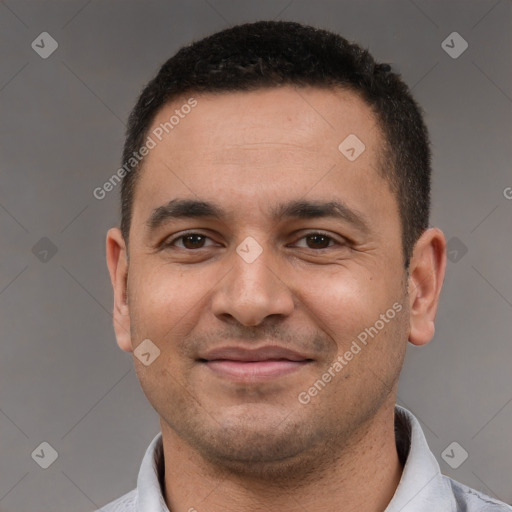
234 238 277 295
211 234 295 326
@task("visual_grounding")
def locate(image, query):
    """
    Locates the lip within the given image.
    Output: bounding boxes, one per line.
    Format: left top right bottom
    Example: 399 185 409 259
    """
198 346 313 381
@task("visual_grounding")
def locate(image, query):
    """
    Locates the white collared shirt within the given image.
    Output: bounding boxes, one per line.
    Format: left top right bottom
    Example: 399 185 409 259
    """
95 406 511 511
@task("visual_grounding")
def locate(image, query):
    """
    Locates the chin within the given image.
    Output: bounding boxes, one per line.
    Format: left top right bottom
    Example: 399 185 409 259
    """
184 407 328 477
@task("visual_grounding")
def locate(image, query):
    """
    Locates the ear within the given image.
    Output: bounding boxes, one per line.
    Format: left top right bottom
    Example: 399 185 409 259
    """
106 227 133 352
407 227 447 346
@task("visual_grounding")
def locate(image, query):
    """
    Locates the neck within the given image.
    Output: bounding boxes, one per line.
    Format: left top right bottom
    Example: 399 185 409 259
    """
160 401 402 512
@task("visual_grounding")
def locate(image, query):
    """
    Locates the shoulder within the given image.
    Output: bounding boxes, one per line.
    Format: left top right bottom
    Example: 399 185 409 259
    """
444 475 512 511
93 488 137 512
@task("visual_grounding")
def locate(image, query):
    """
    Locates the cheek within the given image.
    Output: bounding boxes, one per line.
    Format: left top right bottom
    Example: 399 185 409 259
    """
299 263 404 354
301 267 376 330
127 262 206 342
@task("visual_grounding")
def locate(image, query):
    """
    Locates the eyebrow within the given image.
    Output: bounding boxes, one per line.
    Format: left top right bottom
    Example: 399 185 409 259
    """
146 198 371 235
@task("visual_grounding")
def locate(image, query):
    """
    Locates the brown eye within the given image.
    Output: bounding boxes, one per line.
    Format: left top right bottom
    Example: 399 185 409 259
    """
304 234 333 249
163 233 215 250
181 234 206 249
292 232 342 250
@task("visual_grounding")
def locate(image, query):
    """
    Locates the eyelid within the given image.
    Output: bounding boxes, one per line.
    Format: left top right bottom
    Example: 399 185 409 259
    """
290 230 344 247
161 230 347 250
161 230 217 249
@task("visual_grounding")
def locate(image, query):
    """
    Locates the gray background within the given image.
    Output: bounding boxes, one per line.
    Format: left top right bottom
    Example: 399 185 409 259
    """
1 0 511 510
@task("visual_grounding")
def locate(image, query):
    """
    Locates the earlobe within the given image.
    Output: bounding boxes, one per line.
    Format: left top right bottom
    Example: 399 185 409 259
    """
106 227 133 353
407 228 447 347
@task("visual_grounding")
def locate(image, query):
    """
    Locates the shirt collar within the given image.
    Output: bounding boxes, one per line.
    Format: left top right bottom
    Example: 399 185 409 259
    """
386 405 455 511
136 430 170 512
135 405 455 512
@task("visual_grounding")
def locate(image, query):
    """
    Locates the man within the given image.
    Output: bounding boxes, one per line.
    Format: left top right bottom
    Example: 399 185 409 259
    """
100 20 511 512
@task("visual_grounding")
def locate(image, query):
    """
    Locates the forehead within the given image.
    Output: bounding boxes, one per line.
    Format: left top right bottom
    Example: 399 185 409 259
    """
149 86 380 157
131 86 395 231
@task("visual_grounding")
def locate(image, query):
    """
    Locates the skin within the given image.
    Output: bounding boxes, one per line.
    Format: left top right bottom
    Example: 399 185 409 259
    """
106 86 446 512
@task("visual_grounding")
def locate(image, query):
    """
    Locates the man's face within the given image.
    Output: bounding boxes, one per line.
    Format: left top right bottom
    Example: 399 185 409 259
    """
112 86 412 474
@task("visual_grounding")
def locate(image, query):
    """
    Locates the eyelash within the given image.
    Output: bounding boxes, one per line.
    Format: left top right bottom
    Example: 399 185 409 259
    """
161 231 346 251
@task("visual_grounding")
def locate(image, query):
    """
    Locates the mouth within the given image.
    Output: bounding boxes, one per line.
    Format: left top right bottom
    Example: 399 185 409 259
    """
198 346 314 381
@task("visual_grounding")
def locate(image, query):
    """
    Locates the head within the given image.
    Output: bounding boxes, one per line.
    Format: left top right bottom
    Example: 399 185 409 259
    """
107 21 446 479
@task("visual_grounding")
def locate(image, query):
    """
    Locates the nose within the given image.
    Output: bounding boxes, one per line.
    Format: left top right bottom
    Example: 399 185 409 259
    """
210 240 295 327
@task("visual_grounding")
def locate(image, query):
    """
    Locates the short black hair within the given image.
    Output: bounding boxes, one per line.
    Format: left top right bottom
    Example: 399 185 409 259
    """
121 20 431 269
